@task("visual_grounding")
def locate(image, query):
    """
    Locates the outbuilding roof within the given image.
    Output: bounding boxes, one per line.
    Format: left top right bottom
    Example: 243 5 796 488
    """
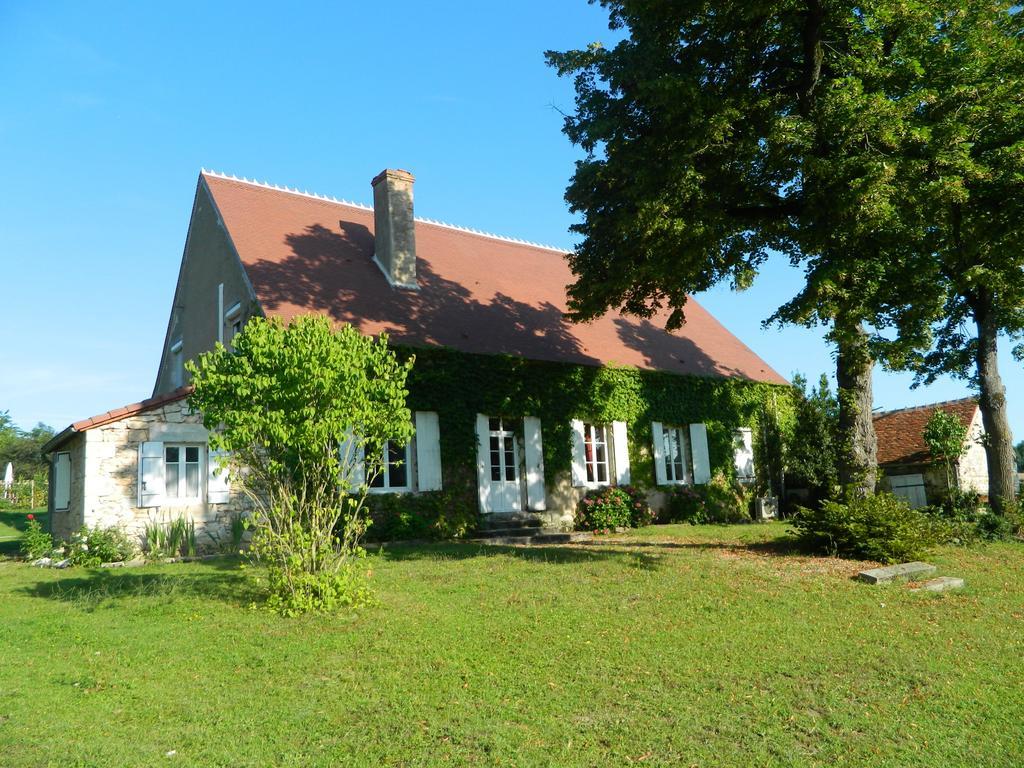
43 387 193 453
873 397 979 466
202 171 787 385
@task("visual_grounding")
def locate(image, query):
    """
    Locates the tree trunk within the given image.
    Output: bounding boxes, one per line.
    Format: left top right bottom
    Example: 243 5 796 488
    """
972 291 1017 515
835 322 877 495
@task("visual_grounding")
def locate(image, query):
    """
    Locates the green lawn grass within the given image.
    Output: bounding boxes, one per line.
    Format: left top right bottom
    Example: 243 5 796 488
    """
1 522 1021 766
0 508 47 557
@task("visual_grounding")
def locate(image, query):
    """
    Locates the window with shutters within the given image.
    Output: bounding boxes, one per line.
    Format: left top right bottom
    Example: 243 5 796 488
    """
164 444 202 501
582 422 610 485
367 439 412 492
662 426 693 484
54 452 71 511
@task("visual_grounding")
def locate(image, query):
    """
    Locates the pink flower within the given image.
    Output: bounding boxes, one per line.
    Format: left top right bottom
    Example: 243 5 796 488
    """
27 514 34 521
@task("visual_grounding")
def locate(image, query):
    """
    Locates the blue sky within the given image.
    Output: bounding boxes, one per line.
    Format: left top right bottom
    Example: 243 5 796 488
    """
0 1 1019 436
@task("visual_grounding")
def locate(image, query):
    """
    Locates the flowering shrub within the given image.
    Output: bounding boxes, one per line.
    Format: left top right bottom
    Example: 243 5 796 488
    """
66 525 138 566
20 514 54 560
575 485 653 532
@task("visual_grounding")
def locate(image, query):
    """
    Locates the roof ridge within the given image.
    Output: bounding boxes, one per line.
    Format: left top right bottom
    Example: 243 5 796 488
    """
200 168 568 254
874 396 978 419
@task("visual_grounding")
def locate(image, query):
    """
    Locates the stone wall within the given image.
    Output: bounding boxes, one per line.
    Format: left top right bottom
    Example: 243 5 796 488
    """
957 409 988 496
50 434 87 541
80 398 252 551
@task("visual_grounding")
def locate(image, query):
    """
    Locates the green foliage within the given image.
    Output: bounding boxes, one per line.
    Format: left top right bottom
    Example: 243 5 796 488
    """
144 515 198 558
188 316 414 615
792 492 949 564
663 473 751 525
785 374 840 502
575 486 652 532
19 515 54 560
923 410 969 489
401 346 795 518
365 491 477 542
0 411 54 483
66 526 138 566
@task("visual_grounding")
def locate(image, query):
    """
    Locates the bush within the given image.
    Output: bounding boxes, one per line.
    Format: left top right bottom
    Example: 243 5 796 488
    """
66 526 138 566
792 492 949 563
20 514 54 560
575 486 652 532
662 473 751 524
364 490 477 541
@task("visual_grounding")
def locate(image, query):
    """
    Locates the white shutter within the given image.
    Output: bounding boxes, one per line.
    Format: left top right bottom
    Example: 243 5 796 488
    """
475 414 491 512
733 428 755 481
207 448 230 504
690 423 711 485
414 411 443 491
612 421 630 485
570 419 587 487
54 452 71 511
523 416 546 511
339 432 365 490
138 441 165 507
651 422 667 486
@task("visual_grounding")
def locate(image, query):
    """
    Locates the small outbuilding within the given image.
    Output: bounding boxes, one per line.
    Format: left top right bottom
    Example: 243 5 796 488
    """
41 387 248 543
873 397 987 508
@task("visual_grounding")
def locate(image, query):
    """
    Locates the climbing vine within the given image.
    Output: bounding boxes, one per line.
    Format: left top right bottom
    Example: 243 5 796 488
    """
387 346 795 528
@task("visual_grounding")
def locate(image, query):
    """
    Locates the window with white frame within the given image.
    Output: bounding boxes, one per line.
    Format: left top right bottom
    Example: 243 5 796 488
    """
368 439 411 491
662 425 693 484
224 301 243 347
170 339 184 388
582 422 610 485
164 444 202 501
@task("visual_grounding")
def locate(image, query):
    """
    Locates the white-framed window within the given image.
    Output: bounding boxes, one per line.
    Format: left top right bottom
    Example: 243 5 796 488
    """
170 339 184 388
662 425 693 484
368 439 412 492
224 301 243 347
582 422 610 485
164 444 202 501
733 428 755 482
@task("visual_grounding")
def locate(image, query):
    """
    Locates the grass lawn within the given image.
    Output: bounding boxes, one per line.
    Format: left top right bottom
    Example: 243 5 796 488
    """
1 522 1022 766
0 509 47 557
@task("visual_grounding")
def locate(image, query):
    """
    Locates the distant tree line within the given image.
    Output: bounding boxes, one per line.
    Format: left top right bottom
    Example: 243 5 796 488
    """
0 411 55 483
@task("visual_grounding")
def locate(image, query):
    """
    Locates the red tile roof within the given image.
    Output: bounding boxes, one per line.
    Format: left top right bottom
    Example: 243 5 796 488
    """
43 387 193 453
202 172 788 385
873 397 978 466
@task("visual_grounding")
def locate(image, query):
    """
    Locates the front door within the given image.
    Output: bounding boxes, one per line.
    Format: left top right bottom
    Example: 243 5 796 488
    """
487 417 521 513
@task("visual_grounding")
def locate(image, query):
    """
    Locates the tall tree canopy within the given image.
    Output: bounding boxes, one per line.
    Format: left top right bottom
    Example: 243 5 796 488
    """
548 1 1023 506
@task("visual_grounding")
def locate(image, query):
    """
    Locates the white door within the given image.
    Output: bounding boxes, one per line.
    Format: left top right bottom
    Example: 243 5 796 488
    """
486 417 521 513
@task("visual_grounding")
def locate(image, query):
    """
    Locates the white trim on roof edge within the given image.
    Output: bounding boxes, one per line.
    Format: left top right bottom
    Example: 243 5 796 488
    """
199 168 568 254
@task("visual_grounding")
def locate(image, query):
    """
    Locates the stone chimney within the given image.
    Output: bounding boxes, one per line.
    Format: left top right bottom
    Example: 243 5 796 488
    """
371 168 418 289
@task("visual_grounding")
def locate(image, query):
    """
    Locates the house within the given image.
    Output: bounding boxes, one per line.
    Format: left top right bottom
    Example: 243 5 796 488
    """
873 397 987 508
45 168 789 543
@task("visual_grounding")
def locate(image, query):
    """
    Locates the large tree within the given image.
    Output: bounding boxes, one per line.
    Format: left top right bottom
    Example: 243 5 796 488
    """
881 2 1024 514
546 1 935 494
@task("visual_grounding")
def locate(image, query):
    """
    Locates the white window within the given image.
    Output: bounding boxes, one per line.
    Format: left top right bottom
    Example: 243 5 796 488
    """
224 301 243 347
53 452 71 511
368 439 412 492
164 444 202 501
733 428 755 482
170 339 184 388
583 423 610 485
662 426 693 484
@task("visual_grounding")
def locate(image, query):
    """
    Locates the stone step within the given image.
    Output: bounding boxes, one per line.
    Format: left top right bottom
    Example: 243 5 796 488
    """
477 513 546 531
910 576 965 592
470 530 593 546
858 561 937 585
477 526 551 538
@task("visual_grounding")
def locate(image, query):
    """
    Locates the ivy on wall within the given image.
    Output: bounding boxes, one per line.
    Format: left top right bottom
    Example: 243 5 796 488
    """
396 346 795 514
